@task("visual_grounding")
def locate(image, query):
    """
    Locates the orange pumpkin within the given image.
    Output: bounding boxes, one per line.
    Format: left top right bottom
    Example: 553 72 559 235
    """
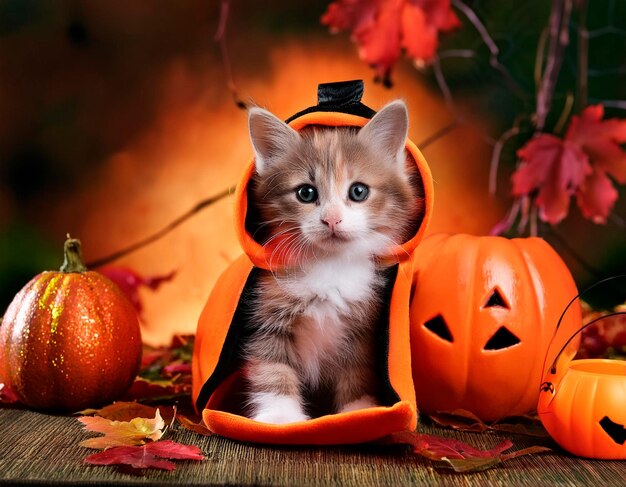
410 234 581 421
0 238 142 411
539 306 626 460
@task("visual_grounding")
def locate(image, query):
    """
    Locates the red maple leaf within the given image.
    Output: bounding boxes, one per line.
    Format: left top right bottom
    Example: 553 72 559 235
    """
387 431 549 472
566 105 626 184
567 105 626 223
511 105 626 225
98 266 176 319
162 362 193 376
322 0 460 85
512 134 591 224
84 440 204 471
123 377 191 402
576 167 619 224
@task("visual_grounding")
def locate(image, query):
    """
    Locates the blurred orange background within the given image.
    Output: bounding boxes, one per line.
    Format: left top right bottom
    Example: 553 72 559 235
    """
4 1 622 345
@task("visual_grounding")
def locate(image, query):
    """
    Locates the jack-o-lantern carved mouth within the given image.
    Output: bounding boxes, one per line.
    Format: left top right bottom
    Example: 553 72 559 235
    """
484 327 521 351
422 315 522 351
600 416 626 445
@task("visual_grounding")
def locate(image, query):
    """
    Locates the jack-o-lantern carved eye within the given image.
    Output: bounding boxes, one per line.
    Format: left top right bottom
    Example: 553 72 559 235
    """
423 315 454 343
484 326 520 350
600 416 626 445
483 288 509 309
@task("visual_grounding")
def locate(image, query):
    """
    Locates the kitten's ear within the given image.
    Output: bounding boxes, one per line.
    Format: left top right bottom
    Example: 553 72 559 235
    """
248 107 300 175
358 100 408 166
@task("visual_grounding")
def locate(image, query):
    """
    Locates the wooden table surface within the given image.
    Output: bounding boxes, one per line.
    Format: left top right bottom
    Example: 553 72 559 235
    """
0 406 624 486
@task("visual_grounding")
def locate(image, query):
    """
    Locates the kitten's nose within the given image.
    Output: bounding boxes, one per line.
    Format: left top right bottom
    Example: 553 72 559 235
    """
321 216 342 232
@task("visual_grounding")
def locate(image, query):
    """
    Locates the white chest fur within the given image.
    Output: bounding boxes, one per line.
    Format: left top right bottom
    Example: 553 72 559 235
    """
284 257 377 310
278 257 378 384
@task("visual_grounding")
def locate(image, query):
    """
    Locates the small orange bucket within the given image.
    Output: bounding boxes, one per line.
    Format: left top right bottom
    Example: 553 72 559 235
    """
538 276 626 460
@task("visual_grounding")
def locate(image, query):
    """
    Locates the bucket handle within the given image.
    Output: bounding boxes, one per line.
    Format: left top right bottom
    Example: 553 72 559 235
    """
545 311 626 375
541 274 626 380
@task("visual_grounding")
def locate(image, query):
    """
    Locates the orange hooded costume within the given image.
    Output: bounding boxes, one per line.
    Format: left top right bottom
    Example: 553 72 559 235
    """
192 81 434 445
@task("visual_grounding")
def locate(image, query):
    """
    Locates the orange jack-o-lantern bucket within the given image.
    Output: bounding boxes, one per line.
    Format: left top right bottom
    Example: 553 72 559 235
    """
409 234 581 422
539 276 626 460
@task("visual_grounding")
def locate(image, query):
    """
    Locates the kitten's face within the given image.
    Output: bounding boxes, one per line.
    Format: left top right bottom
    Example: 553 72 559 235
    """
248 101 422 262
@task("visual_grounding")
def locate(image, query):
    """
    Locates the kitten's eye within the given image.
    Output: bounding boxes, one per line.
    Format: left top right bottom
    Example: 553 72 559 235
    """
348 182 369 202
296 184 318 203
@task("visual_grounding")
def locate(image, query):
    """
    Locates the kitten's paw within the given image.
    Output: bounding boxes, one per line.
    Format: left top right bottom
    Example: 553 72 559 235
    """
250 393 310 424
339 394 378 413
252 409 310 424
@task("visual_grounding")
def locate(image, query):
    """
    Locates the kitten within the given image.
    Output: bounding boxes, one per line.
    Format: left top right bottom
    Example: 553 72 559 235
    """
243 101 423 424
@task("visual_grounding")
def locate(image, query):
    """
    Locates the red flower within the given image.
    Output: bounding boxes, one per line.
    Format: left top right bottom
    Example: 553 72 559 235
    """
512 105 626 224
322 0 460 84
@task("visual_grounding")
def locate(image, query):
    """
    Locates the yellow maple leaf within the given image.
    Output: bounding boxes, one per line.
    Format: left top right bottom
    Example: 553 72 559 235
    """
78 409 165 449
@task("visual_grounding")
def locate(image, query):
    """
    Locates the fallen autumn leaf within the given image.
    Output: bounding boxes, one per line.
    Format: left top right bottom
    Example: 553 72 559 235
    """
78 409 165 449
84 440 204 471
387 431 550 472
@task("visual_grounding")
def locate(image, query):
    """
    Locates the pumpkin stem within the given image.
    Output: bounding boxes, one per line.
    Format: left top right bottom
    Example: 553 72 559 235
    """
60 237 88 273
